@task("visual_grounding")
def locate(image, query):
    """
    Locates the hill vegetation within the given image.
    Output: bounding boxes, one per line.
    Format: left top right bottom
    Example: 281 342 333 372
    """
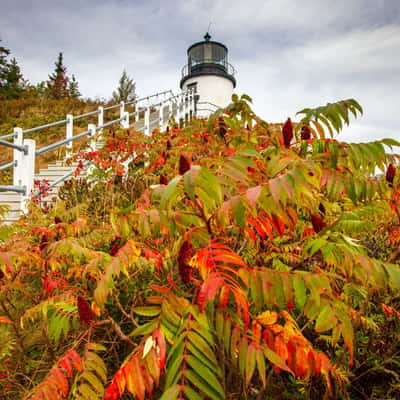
0 94 399 400
0 40 135 184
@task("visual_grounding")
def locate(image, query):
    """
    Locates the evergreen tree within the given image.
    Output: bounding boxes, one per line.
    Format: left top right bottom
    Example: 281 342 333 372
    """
68 74 81 98
112 70 136 103
3 57 25 99
0 39 10 89
0 40 26 99
47 52 69 99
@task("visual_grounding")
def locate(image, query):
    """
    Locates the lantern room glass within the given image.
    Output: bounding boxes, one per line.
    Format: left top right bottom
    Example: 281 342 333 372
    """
188 42 228 69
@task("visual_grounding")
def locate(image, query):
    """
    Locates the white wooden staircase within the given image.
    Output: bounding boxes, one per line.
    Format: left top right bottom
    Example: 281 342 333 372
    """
0 92 192 224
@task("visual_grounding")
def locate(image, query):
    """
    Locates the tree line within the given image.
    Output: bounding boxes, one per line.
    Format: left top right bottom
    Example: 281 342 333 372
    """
0 39 136 103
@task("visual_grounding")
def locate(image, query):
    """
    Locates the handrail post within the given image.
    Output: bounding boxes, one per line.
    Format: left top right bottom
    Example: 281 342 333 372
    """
176 95 182 128
144 106 150 136
88 123 96 151
13 128 23 188
119 101 125 128
66 114 73 157
121 111 129 129
189 89 194 120
20 139 35 214
98 106 104 134
167 101 173 131
158 104 163 131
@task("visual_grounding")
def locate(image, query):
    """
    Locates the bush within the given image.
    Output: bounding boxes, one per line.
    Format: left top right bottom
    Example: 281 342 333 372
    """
0 95 399 400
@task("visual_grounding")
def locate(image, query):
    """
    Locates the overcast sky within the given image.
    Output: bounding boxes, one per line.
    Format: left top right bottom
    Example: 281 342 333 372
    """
1 0 399 143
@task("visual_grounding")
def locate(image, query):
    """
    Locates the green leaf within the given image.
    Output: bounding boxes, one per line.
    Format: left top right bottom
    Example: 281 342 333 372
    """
262 346 293 375
86 343 106 352
256 348 266 388
82 371 104 394
159 384 181 400
293 274 307 310
187 331 218 366
78 383 99 400
245 344 257 386
132 306 161 317
160 175 182 211
231 197 246 228
186 355 225 398
129 319 158 337
184 385 205 400
385 264 400 289
185 369 225 400
315 304 337 332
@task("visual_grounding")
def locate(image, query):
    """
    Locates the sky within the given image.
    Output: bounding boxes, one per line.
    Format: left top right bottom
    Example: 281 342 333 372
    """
1 0 399 143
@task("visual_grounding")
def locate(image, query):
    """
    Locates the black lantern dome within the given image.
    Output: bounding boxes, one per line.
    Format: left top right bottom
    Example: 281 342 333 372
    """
180 33 236 89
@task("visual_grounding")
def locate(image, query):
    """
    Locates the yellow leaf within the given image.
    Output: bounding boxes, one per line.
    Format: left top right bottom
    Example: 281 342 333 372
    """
91 302 101 317
256 310 278 326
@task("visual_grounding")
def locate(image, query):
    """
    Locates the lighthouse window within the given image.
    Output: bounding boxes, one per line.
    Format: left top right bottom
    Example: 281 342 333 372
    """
212 45 227 66
187 82 197 93
189 46 204 63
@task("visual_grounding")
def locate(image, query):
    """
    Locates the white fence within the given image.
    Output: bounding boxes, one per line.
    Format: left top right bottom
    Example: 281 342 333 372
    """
0 88 196 212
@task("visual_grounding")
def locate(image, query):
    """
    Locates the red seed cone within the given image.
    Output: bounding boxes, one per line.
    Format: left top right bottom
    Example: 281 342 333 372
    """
311 214 327 233
178 240 194 284
110 236 121 257
40 234 49 251
179 154 191 175
386 164 396 185
301 125 311 140
54 216 62 224
77 296 93 323
160 174 168 185
282 118 293 148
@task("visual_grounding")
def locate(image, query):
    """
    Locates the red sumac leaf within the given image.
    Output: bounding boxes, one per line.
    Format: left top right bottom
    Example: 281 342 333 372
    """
198 272 225 311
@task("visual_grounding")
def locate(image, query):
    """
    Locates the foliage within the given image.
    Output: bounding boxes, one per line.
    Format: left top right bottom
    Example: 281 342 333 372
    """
112 70 136 103
68 75 81 99
0 95 399 400
0 39 26 100
47 52 72 99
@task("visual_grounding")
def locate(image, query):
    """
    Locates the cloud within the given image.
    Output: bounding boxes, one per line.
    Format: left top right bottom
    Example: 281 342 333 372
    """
0 0 399 142
235 23 400 141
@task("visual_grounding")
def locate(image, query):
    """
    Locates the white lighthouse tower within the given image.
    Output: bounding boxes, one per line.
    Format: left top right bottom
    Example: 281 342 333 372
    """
180 33 236 118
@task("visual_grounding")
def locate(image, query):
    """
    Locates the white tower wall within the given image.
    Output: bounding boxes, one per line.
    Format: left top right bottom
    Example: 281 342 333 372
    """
182 75 234 118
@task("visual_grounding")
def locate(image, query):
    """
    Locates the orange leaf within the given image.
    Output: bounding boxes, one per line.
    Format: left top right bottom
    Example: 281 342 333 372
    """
198 272 225 311
0 316 12 324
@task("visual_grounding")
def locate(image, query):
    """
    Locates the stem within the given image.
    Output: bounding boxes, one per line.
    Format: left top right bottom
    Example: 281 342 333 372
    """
106 315 136 347
0 299 25 352
194 198 213 236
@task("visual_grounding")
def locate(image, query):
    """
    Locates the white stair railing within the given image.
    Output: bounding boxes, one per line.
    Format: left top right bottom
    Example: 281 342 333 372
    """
0 88 197 216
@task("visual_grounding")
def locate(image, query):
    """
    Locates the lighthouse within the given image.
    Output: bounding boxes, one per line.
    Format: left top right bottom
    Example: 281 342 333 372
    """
180 33 236 117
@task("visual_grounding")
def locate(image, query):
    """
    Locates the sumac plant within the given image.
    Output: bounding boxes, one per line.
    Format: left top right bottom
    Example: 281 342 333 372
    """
1 95 400 400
